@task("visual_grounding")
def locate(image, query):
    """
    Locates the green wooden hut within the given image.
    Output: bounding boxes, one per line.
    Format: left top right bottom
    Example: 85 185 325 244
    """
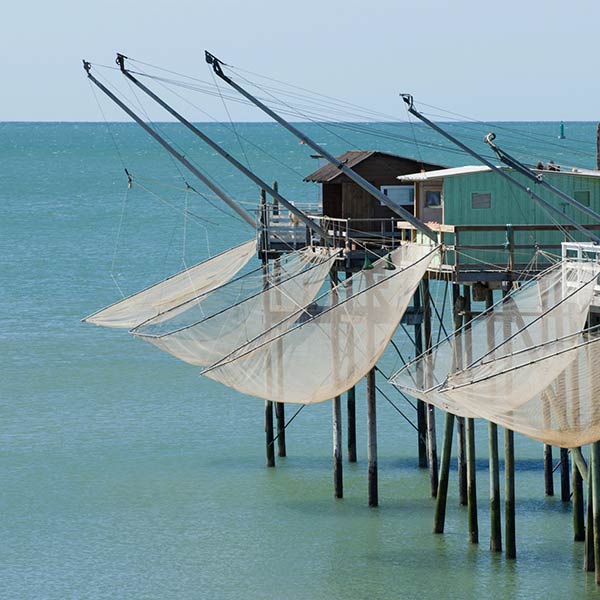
399 165 600 280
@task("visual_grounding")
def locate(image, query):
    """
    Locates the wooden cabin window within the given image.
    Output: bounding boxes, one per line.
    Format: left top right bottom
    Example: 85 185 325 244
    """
471 192 491 209
425 191 441 207
574 190 591 206
380 185 414 207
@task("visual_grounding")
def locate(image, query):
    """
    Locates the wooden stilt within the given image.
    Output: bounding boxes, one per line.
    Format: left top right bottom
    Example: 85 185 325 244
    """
586 459 595 572
366 367 378 507
466 418 479 543
347 386 357 463
333 395 343 498
463 286 478 543
593 442 600 583
452 284 467 506
573 450 585 542
489 422 502 552
413 288 427 469
544 444 555 496
560 447 571 502
423 279 438 498
485 288 501 552
434 412 455 533
344 272 357 464
505 429 516 559
275 402 286 457
457 418 467 506
265 400 275 467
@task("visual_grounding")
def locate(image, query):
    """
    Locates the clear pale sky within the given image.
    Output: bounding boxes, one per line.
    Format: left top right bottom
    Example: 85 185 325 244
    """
4 0 599 122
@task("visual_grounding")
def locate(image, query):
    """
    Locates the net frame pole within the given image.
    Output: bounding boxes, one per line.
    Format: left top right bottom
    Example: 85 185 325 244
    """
117 54 328 242
486 132 600 227
205 51 438 243
402 95 600 244
82 60 255 228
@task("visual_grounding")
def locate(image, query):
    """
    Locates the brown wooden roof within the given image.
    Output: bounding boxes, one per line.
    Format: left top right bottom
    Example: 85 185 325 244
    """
304 150 444 183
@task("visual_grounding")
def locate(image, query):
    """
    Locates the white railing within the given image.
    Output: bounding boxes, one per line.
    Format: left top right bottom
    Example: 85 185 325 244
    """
561 242 600 305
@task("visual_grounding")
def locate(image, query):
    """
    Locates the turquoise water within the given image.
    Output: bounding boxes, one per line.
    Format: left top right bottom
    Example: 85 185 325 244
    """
2 121 600 599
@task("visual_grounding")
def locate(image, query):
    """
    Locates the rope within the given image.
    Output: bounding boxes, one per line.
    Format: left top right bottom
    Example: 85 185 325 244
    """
269 404 305 447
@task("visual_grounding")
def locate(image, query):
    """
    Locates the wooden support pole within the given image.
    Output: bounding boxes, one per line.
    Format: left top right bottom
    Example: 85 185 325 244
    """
457 418 467 506
485 288 501 552
463 286 478 544
333 395 343 498
489 422 502 552
560 447 571 502
366 368 378 507
573 451 585 542
275 402 286 457
586 461 595 572
423 279 439 498
260 189 275 469
413 288 427 469
592 442 600 583
544 444 554 496
453 284 467 506
347 386 357 463
466 419 478 544
265 400 275 468
345 272 357 464
505 428 516 559
434 412 455 533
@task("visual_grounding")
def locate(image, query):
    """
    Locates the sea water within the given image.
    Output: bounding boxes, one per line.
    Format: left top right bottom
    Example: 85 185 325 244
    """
2 120 600 599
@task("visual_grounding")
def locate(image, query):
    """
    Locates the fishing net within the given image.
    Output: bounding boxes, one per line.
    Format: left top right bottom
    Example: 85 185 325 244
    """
443 331 600 447
390 260 598 418
132 247 335 367
202 243 438 404
83 239 256 328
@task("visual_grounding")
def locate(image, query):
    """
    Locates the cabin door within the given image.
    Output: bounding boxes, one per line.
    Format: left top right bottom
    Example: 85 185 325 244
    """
419 182 443 224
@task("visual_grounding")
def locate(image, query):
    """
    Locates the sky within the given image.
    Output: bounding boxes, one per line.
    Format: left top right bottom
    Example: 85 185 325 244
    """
4 0 600 122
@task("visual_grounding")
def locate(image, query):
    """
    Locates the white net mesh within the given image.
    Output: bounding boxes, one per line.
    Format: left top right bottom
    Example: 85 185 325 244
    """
132 247 335 367
83 239 256 328
202 243 438 404
444 332 600 447
390 260 598 418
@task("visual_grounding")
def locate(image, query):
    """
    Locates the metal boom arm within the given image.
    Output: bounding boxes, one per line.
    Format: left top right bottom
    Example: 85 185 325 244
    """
205 51 438 243
402 95 600 244
116 54 327 240
485 132 600 227
82 60 255 228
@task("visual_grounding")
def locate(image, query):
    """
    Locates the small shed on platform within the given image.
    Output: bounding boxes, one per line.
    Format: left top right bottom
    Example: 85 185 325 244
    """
304 151 444 224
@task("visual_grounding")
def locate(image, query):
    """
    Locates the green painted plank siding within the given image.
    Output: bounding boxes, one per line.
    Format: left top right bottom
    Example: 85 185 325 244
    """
442 170 600 268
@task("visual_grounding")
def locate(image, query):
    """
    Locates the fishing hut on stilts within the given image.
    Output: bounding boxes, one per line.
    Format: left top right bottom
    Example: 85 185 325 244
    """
82 51 600 585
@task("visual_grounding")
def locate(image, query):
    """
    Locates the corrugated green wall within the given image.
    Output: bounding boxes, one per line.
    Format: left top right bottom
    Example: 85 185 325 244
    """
443 170 600 268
